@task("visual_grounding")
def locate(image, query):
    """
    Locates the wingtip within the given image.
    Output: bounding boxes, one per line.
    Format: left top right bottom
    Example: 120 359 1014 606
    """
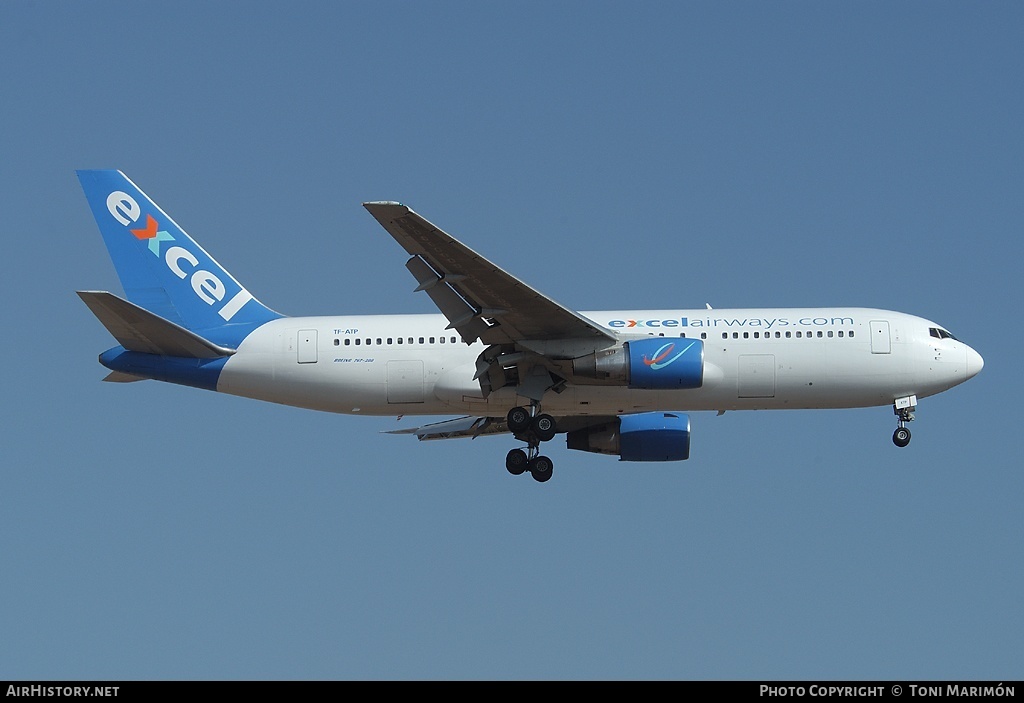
363 201 412 222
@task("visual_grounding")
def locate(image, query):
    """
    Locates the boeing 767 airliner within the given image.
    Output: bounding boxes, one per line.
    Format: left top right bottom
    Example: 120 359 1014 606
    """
77 170 984 482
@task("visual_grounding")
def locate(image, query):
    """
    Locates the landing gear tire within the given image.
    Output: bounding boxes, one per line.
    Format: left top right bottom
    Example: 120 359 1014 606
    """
507 405 555 481
507 406 532 433
531 414 557 442
506 448 529 475
893 427 911 448
529 455 553 483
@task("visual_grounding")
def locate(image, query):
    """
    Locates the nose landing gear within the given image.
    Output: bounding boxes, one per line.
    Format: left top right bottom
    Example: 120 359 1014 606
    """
892 395 917 448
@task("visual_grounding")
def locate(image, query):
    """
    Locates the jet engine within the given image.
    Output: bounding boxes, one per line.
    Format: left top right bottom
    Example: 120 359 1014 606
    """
566 412 691 461
572 337 704 389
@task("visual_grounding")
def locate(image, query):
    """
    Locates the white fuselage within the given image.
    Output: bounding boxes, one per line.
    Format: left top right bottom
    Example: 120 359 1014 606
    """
216 307 981 418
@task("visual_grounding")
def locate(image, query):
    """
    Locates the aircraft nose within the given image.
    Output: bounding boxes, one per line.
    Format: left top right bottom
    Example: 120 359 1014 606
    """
965 345 984 379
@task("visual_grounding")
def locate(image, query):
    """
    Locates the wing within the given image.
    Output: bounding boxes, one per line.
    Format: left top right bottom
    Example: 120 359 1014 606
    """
362 202 615 351
384 416 508 441
387 415 618 441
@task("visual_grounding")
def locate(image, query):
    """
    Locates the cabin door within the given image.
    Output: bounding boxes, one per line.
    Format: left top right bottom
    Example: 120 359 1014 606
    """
297 329 318 363
387 360 425 404
738 354 776 398
870 320 891 354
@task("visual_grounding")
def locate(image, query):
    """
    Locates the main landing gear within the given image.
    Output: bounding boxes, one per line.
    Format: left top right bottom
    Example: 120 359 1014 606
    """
892 395 917 448
505 405 557 482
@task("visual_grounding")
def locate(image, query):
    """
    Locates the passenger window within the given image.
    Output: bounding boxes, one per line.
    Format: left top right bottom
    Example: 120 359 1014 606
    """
838 331 843 338
376 338 382 345
355 339 361 346
387 338 393 344
344 339 351 346
419 337 424 344
796 331 802 338
451 337 456 343
430 337 435 343
827 331 833 338
743 332 749 339
334 339 339 346
785 331 791 338
440 336 445 344
701 333 707 340
817 331 823 338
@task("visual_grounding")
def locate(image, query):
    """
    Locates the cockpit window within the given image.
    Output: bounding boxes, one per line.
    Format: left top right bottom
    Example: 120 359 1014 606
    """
929 327 959 341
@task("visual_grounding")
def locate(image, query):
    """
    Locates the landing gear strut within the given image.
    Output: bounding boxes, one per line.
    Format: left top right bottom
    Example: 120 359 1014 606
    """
506 405 557 482
892 395 916 448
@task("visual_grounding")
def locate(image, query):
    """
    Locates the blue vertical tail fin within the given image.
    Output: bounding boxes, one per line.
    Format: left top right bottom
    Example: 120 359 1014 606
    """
77 170 282 338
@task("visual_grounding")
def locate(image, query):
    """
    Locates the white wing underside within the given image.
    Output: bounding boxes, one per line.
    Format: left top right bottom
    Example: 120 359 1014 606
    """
387 415 618 441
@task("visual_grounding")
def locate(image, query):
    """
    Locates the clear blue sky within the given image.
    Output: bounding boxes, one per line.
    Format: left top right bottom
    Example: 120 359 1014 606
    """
1 1 1019 680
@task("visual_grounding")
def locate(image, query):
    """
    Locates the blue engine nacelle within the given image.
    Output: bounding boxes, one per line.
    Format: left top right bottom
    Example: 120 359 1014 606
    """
572 338 704 389
566 412 691 461
625 338 703 389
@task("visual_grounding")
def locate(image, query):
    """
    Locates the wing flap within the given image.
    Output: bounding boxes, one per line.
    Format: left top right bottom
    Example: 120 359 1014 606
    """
78 291 236 359
405 255 490 342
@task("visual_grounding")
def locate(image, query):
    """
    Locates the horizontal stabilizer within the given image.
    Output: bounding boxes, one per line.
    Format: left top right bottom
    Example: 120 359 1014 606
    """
77 291 236 359
102 370 145 383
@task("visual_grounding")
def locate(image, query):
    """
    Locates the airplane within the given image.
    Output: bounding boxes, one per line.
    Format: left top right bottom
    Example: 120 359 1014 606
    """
77 170 984 482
